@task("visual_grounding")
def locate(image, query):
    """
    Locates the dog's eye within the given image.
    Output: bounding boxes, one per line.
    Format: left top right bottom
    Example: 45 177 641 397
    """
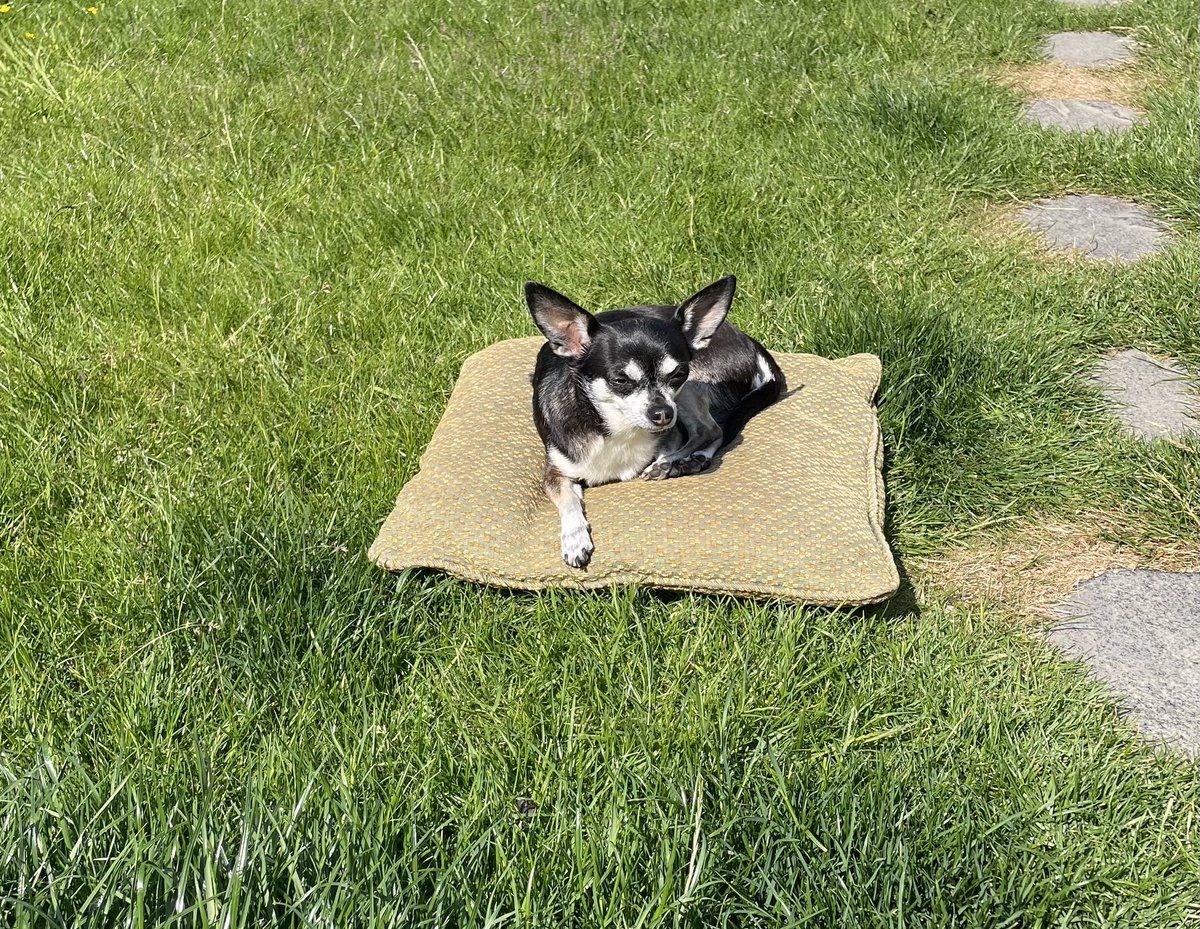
609 375 633 388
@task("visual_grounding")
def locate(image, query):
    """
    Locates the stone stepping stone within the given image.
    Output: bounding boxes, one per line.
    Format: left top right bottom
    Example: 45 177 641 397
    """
1015 194 1172 262
1022 99 1141 133
1044 32 1136 68
1090 349 1200 440
1051 569 1200 754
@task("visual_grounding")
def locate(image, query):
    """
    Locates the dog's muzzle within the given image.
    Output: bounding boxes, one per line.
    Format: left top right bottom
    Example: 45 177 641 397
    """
647 404 675 431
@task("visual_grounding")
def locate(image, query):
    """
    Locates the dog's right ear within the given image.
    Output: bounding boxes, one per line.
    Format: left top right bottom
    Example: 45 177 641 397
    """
525 282 597 358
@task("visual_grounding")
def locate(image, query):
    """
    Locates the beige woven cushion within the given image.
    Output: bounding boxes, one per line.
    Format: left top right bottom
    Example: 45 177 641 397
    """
369 337 898 604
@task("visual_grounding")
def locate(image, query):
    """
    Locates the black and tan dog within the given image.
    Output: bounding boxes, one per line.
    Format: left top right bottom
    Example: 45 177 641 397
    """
527 276 784 567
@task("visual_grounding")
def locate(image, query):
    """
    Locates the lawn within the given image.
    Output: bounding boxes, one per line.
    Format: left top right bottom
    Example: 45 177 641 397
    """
2 0 1198 925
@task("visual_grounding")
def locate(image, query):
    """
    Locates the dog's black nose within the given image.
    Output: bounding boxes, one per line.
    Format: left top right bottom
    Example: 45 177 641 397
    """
648 405 674 427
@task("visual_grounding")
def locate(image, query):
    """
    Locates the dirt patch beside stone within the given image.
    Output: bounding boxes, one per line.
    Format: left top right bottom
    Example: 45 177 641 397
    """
912 516 1200 620
966 199 1088 266
996 63 1147 106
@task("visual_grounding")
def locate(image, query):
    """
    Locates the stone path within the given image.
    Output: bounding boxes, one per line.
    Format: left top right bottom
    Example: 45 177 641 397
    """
1090 350 1200 440
1015 194 1171 262
1044 32 1136 68
1051 570 1200 754
1021 99 1140 133
986 10 1200 756
1005 21 1171 262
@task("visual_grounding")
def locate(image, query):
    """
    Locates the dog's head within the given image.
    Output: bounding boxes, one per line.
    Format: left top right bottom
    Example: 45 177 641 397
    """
526 277 734 433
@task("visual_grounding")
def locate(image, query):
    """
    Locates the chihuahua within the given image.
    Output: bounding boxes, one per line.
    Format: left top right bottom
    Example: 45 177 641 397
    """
526 276 784 568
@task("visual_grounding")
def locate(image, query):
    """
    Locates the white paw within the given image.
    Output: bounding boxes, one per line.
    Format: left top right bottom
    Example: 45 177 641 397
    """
641 457 672 480
561 522 594 569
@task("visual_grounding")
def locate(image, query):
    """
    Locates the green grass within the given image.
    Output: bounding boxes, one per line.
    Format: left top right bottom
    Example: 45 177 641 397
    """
2 0 1199 924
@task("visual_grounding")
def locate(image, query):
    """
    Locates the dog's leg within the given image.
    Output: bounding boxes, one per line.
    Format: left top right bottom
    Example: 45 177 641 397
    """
642 385 722 480
642 421 721 479
545 467 593 568
666 435 723 476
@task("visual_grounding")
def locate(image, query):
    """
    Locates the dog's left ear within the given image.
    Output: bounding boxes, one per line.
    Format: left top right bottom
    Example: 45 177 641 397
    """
675 276 735 352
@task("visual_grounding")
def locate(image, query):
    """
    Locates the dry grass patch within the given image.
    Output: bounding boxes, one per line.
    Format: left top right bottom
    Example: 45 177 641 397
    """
965 199 1095 267
913 515 1200 621
969 198 1041 252
996 63 1147 107
964 193 1174 266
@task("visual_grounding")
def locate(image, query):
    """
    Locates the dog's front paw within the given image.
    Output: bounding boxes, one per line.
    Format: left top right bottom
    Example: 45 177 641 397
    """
561 522 594 569
668 453 714 478
641 458 672 481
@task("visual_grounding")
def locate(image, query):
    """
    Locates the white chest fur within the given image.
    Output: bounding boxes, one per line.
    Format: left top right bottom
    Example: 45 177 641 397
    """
549 427 660 485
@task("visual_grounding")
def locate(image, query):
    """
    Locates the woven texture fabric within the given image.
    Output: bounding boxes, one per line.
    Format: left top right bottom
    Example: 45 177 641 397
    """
369 337 898 604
